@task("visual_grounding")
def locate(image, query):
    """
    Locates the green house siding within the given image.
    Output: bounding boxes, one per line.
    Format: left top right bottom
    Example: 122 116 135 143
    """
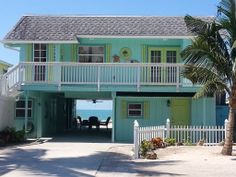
14 91 68 138
115 96 216 142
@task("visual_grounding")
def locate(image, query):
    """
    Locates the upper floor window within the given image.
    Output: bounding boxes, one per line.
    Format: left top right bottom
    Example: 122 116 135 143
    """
34 44 47 62
166 51 177 63
78 46 104 63
149 48 178 63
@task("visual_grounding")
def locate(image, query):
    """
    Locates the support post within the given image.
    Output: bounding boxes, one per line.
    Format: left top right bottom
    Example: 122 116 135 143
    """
224 119 228 140
24 91 29 137
134 120 139 159
97 65 101 91
111 92 116 143
137 65 141 92
166 118 170 138
176 66 180 92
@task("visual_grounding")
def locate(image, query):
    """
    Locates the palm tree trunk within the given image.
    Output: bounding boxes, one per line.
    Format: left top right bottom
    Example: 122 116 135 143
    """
221 97 235 155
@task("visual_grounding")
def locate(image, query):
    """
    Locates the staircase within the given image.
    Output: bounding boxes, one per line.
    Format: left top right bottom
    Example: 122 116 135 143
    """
0 64 22 97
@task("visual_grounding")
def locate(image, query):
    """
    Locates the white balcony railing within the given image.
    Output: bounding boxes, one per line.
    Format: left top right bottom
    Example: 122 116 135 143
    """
0 62 198 95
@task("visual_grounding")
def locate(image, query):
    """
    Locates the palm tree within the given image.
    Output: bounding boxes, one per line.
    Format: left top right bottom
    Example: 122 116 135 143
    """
181 0 236 155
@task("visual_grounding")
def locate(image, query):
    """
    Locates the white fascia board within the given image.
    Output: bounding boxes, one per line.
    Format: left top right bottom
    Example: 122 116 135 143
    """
0 60 13 67
77 35 195 39
1 40 78 44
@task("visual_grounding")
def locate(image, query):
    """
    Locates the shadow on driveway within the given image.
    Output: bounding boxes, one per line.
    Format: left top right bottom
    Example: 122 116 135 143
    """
0 145 184 177
96 146 184 176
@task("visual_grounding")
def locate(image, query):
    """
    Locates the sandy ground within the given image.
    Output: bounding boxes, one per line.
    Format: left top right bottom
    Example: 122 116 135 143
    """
97 145 236 177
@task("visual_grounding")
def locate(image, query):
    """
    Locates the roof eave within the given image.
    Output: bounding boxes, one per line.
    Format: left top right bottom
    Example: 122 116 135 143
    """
77 35 195 39
1 40 78 44
2 35 195 44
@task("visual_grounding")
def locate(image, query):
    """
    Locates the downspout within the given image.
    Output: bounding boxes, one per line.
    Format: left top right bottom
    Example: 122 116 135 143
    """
24 91 29 137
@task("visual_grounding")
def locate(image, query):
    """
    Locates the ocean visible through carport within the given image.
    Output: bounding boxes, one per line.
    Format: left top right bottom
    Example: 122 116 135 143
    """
76 109 112 121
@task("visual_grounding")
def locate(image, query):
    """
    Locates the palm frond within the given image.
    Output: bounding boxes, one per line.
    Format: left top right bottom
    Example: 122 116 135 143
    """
184 15 213 36
194 80 230 98
182 64 228 85
181 36 232 83
217 0 236 45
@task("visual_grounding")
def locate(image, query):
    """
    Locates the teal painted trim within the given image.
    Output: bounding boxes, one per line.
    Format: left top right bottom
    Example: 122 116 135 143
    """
21 84 200 93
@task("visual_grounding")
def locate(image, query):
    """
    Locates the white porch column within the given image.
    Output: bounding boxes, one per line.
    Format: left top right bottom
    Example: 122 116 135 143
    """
112 92 116 142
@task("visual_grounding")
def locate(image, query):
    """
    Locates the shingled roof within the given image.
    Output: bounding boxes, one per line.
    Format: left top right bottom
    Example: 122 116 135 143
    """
3 15 213 42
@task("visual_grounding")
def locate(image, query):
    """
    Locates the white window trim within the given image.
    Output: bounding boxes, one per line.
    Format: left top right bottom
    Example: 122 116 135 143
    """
128 103 143 117
78 46 105 62
33 44 47 62
15 100 33 118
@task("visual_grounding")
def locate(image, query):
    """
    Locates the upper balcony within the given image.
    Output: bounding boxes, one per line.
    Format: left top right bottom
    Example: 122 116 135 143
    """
0 62 200 96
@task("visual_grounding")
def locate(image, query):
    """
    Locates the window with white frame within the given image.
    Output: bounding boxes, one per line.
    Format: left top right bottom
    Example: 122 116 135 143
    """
34 44 47 62
128 103 143 117
15 100 32 118
166 51 177 63
78 46 104 63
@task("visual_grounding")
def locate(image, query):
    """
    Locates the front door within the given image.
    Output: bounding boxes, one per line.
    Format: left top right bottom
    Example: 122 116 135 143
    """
166 50 177 83
171 98 191 125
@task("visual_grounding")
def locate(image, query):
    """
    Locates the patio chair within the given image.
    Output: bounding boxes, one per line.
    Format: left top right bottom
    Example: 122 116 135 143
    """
100 116 111 130
88 116 100 130
77 116 89 129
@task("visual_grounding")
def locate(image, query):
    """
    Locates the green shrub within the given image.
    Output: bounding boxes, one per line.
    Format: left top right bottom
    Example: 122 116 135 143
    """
0 127 25 145
184 136 194 146
13 130 25 142
164 138 176 146
139 140 153 157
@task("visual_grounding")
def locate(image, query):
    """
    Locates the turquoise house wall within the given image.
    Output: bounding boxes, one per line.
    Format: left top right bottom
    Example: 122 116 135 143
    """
14 91 67 138
115 96 171 142
79 38 183 62
18 38 188 63
191 97 216 125
115 96 216 142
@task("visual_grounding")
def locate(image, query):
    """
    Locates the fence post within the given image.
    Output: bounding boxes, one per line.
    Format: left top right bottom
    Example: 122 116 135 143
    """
166 118 170 138
134 120 139 159
224 119 228 140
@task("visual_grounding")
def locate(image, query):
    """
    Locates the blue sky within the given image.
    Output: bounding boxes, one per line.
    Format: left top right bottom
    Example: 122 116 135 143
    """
0 0 220 65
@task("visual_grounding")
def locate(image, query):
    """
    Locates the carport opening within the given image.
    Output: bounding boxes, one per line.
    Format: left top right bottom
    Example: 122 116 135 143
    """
71 99 113 141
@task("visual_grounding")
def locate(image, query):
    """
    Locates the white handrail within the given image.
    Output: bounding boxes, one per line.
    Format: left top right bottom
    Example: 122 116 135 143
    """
0 62 198 95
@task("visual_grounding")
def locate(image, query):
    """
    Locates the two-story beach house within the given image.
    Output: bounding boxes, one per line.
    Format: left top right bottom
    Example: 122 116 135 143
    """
1 15 216 142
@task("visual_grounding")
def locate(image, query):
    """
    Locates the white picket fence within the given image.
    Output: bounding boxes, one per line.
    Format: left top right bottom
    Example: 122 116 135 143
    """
133 119 228 159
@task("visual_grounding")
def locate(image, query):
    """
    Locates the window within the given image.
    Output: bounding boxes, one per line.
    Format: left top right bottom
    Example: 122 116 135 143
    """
34 44 47 62
166 51 177 63
128 103 143 117
16 100 32 118
78 46 104 63
33 44 47 81
151 51 161 63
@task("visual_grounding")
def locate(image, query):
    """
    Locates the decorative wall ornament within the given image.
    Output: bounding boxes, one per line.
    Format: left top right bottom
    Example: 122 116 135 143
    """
120 47 132 59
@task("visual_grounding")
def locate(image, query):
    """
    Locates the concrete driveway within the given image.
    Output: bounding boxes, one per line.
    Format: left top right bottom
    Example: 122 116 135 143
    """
0 132 130 177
